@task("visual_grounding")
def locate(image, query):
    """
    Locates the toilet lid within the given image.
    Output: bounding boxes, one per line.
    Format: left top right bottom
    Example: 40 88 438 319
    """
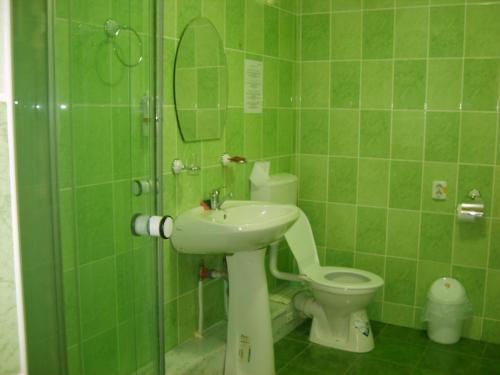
305 266 384 293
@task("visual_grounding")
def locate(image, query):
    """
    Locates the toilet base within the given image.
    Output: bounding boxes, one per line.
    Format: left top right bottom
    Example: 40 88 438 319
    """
309 310 374 353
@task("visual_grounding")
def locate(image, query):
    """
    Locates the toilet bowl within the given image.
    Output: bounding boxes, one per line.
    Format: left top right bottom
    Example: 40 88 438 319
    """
283 211 384 352
249 164 384 352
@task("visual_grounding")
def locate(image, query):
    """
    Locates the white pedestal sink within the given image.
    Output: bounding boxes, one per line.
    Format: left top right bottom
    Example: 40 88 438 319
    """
171 201 300 375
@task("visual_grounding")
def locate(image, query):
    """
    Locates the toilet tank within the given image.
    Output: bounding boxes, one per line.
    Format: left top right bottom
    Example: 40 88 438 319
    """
251 174 297 204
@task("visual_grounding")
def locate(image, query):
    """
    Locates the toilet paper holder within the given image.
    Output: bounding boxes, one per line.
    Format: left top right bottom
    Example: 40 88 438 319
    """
456 189 484 221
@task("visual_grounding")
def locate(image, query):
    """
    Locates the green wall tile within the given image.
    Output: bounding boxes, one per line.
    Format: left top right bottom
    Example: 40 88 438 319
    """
421 162 458 213
393 60 427 110
429 6 464 57
299 155 328 200
332 0 362 11
73 107 113 185
465 4 500 57
226 50 244 106
301 0 330 13
462 59 500 111
419 213 454 262
264 6 279 57
396 0 429 6
360 110 391 158
331 11 362 59
301 62 330 108
79 258 117 339
300 110 329 154
328 157 358 204
244 113 263 159
362 10 394 59
279 10 296 60
363 0 395 9
226 0 245 49
76 184 115 265
278 109 296 155
82 329 118 375
387 209 420 259
485 270 500 320
358 158 390 207
453 220 489 268
331 61 360 108
263 109 279 158
225 108 244 155
301 14 330 60
391 111 424 161
385 257 417 305
178 291 197 343
494 167 500 216
177 0 202 38
361 61 393 109
325 249 354 267
452 265 486 315
389 161 422 210
326 203 356 251
245 0 264 54
330 109 359 157
394 8 429 58
356 207 387 254
490 220 500 269
279 60 296 107
427 59 463 110
382 303 415 328
460 112 497 165
482 320 500 344
424 112 460 163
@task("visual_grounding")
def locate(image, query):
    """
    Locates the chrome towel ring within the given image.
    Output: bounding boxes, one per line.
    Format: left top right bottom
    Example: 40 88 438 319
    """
104 18 143 67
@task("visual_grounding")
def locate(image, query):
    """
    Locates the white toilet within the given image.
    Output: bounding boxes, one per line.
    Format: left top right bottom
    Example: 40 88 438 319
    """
250 162 384 353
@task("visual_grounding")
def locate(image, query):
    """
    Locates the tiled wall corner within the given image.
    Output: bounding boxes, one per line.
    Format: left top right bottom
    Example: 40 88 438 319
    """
297 0 500 344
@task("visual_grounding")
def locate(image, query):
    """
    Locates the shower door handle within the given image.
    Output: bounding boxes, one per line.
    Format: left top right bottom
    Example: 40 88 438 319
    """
132 214 173 239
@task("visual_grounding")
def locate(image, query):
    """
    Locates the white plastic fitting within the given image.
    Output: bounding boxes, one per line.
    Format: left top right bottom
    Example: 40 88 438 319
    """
269 242 306 282
132 214 173 239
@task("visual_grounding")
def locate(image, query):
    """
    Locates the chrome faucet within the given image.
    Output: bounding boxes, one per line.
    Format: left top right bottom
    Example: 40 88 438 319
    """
210 187 232 210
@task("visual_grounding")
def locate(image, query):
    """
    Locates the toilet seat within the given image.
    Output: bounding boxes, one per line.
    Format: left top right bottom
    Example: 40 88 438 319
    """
304 266 384 295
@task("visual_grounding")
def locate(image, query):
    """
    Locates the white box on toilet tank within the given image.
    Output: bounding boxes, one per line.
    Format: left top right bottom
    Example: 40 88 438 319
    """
251 173 297 204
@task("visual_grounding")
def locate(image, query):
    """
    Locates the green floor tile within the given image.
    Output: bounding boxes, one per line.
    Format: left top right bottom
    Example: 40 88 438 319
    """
346 358 413 375
419 348 482 375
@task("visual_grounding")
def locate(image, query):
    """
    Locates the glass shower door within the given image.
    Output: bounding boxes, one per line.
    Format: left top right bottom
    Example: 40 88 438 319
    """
54 0 162 374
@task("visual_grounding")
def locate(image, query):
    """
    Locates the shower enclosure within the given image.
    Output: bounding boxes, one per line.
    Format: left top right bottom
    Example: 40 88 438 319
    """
11 0 165 374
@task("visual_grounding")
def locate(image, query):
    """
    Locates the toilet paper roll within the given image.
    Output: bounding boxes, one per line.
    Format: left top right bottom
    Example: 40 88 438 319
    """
456 203 484 222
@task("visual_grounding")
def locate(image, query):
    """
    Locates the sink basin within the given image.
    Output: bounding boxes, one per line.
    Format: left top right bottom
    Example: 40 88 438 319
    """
171 200 300 254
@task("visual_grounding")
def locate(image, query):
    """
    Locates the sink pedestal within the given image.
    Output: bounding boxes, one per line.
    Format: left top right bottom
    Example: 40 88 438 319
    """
225 249 275 375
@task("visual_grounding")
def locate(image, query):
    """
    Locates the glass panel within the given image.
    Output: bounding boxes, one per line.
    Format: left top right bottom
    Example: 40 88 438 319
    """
12 0 162 374
11 0 67 374
54 0 160 373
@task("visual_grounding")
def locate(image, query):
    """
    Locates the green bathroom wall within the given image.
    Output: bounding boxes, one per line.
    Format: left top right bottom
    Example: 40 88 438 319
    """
161 0 298 351
297 0 500 343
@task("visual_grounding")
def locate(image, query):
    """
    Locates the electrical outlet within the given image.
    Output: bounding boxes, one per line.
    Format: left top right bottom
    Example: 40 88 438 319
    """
432 181 448 200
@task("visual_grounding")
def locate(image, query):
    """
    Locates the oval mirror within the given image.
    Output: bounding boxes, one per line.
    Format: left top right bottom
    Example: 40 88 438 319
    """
174 18 228 142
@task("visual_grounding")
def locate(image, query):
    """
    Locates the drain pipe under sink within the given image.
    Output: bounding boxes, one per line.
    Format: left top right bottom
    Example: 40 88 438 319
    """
269 243 325 322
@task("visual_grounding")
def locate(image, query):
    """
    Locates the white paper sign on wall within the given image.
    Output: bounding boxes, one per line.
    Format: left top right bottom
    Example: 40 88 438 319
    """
244 59 263 114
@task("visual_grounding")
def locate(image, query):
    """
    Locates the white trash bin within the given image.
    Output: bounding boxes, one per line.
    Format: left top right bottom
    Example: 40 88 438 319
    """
422 277 471 344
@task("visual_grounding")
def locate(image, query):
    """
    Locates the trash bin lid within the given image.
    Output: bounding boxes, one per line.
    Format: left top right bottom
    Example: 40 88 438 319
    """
427 277 468 304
